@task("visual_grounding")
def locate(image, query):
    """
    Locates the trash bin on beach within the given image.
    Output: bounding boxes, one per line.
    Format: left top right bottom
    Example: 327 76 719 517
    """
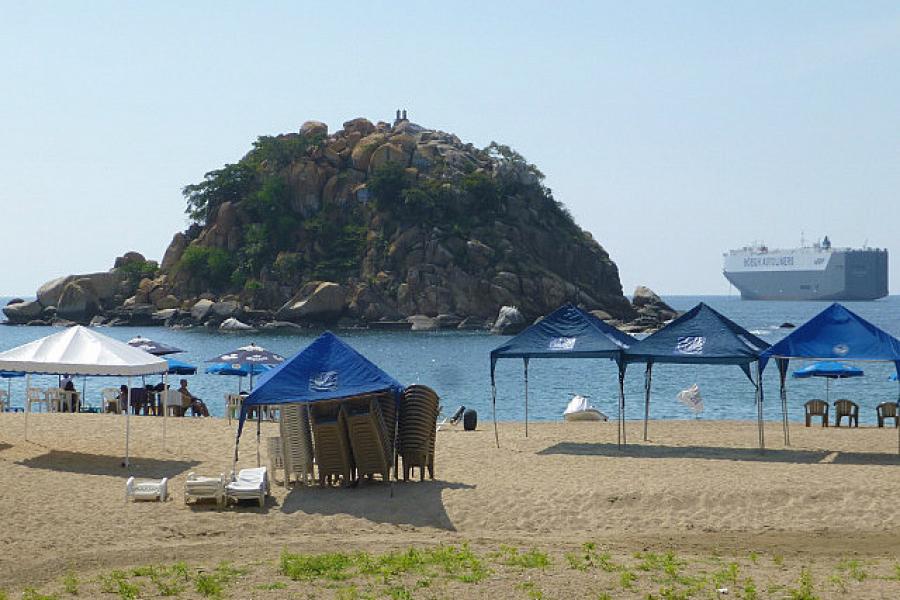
463 409 477 431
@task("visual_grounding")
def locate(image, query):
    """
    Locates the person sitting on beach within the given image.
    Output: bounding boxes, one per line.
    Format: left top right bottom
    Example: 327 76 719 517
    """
177 379 209 417
61 375 80 412
115 385 129 414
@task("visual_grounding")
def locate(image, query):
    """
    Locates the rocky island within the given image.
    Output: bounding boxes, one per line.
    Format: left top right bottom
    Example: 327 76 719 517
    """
3 112 675 332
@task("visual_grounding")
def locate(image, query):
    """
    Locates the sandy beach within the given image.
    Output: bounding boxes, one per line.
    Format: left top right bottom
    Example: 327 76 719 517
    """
1 413 899 598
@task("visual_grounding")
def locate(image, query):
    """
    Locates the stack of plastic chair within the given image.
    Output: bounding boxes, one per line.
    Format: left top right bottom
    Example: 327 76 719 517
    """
309 400 353 486
343 394 392 483
278 403 315 486
399 385 440 481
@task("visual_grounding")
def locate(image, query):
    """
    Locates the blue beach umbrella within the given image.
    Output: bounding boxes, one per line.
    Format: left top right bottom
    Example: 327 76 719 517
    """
206 343 284 390
166 358 197 375
205 362 274 393
793 361 864 401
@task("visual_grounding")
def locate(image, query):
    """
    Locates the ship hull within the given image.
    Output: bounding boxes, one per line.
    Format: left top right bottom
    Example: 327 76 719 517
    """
723 249 888 301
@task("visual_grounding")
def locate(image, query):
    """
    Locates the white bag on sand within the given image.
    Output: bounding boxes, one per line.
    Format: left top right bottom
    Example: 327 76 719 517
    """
677 384 704 415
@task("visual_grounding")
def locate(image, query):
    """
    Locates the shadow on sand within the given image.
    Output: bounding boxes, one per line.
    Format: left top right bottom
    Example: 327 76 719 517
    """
280 479 475 531
17 450 200 478
538 442 900 466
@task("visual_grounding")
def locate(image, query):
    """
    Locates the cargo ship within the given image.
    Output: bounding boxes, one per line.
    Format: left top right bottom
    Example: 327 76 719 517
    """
722 237 888 301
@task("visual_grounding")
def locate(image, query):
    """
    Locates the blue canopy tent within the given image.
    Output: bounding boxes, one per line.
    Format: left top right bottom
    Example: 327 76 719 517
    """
624 303 771 448
489 304 635 447
759 303 900 452
235 332 404 470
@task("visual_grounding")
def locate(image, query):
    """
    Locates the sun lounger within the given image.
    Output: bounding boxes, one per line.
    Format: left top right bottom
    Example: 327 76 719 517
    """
125 477 168 502
279 403 315 486
225 467 269 507
344 394 393 482
184 472 226 507
399 385 440 481
310 401 354 486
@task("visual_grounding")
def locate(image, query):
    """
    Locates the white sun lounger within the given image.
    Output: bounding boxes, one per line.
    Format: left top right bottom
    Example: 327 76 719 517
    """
125 477 168 502
225 467 269 507
184 472 226 507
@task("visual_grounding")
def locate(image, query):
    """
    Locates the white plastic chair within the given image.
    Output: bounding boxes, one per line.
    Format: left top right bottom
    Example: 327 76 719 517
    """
26 388 49 413
225 467 269 507
162 389 184 416
125 477 168 502
45 388 64 412
101 388 120 413
226 393 243 424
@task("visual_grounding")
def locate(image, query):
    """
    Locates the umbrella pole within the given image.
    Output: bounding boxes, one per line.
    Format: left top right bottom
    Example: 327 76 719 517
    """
125 377 132 468
81 377 86 413
523 359 529 438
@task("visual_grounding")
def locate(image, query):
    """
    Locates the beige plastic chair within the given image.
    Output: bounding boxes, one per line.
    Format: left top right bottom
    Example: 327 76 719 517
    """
101 388 120 413
279 403 315 487
266 437 285 485
26 388 49 413
876 402 899 428
344 394 393 483
833 399 859 427
0 390 9 411
399 385 440 481
804 399 828 427
310 401 353 487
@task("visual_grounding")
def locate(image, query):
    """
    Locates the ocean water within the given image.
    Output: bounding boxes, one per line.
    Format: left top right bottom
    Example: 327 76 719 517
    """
2 295 900 425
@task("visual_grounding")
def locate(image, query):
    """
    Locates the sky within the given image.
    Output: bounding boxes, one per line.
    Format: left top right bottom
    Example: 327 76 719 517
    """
1 1 899 297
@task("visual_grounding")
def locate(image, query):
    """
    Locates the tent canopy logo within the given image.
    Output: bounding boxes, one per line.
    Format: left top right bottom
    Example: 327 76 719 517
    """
549 337 577 351
833 343 850 356
676 336 706 355
309 371 339 392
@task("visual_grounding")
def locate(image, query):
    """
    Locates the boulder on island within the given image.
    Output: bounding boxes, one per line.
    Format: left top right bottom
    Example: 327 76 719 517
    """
275 282 346 323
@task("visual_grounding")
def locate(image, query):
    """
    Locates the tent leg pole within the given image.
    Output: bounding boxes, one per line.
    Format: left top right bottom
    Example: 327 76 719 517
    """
619 366 627 447
617 383 622 449
756 361 764 452
162 372 168 452
24 374 30 442
523 360 529 438
491 382 500 449
256 412 261 468
643 364 652 441
125 377 132 468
